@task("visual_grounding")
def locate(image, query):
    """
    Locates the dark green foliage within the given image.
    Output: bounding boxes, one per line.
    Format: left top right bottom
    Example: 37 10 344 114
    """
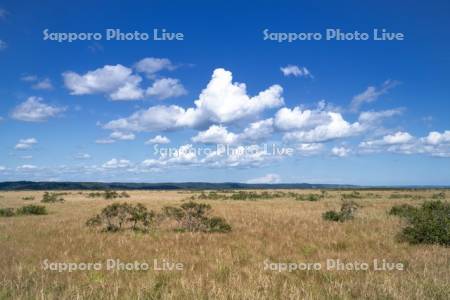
41 192 64 203
389 204 418 218
21 196 35 201
104 190 120 200
294 193 322 201
392 200 450 246
389 193 424 200
162 201 231 233
197 191 223 200
1 205 48 217
192 190 326 202
16 205 48 215
431 192 446 200
162 206 184 221
322 200 360 222
0 208 15 217
87 190 129 200
203 217 232 233
341 191 362 199
120 191 130 198
322 210 341 222
86 202 155 232
229 191 266 201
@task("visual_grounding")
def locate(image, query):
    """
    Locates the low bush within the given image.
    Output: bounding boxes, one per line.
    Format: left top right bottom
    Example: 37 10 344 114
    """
87 190 130 200
391 200 450 246
295 193 322 202
16 205 48 215
431 192 446 200
389 193 424 200
22 196 35 201
341 191 363 199
87 203 155 232
41 192 64 203
389 204 417 218
203 217 232 233
0 208 15 217
322 200 359 222
322 210 341 222
162 201 231 233
197 191 225 200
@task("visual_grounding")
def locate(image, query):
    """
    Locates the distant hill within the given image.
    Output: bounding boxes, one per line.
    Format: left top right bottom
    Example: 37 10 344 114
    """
0 181 359 191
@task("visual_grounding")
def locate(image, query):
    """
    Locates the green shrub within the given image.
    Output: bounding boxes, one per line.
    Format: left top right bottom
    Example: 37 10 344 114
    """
295 194 322 201
203 217 232 233
322 211 341 222
87 190 129 200
322 200 359 222
120 191 130 198
162 201 231 233
431 192 446 200
389 193 424 200
342 191 363 199
0 208 15 217
86 202 155 232
41 192 64 203
104 190 119 200
389 204 417 218
16 205 48 215
22 196 35 201
394 200 450 246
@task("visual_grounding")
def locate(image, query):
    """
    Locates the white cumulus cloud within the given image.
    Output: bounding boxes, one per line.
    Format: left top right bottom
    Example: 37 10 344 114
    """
192 125 238 144
280 65 312 78
246 173 281 184
11 97 65 122
146 135 171 144
109 131 136 141
283 112 363 143
63 64 144 100
104 68 284 132
102 158 131 169
331 146 351 157
15 138 37 150
423 131 450 145
135 57 176 77
146 77 187 99
17 164 38 170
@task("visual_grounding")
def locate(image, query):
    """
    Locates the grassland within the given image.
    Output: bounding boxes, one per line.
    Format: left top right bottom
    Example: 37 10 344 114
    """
0 189 449 299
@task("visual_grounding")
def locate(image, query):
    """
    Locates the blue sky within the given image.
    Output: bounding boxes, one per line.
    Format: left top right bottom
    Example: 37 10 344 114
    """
0 0 449 185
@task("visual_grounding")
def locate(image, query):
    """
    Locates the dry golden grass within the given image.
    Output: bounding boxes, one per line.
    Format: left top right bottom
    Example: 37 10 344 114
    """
0 189 449 299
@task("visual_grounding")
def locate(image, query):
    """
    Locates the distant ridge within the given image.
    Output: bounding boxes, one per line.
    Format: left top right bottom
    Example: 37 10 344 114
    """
0 181 359 191
0 181 447 191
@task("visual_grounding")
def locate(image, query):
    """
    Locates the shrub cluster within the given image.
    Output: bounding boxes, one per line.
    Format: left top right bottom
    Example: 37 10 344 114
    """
389 204 417 218
294 193 324 202
41 192 64 203
322 200 359 222
162 201 231 233
22 196 35 201
390 200 450 246
87 203 154 232
0 205 48 217
87 190 130 200
0 208 15 217
163 201 231 232
389 193 424 200
194 190 326 201
431 192 446 200
87 201 231 234
341 191 363 199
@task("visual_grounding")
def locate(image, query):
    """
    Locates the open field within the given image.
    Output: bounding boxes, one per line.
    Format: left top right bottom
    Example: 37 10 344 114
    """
0 189 449 299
